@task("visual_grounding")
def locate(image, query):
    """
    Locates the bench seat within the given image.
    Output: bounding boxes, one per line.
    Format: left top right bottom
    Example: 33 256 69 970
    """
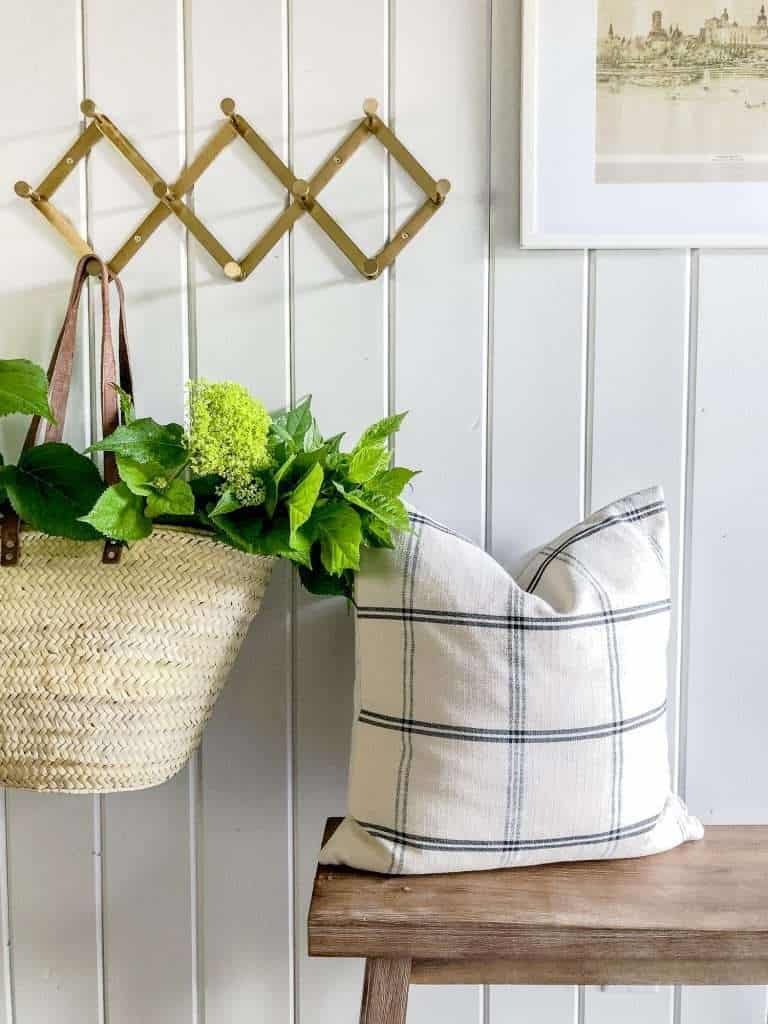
308 820 768 1020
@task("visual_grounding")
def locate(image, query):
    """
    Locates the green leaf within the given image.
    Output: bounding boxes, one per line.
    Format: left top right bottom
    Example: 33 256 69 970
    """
3 443 104 540
347 443 390 484
89 417 187 471
210 490 243 518
258 520 312 567
269 421 295 447
263 475 278 519
271 395 325 453
292 444 332 476
298 563 353 599
368 467 419 497
283 396 313 441
354 412 407 450
286 463 323 542
145 479 195 519
334 483 410 530
274 454 297 488
214 514 312 568
263 451 298 518
0 359 55 422
113 384 136 425
79 483 152 541
117 456 168 496
363 515 395 549
272 395 311 440
305 500 362 576
324 433 344 455
302 417 323 452
212 510 263 552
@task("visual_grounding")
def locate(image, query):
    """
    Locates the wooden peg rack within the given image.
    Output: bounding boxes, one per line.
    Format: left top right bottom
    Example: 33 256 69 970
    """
15 97 450 282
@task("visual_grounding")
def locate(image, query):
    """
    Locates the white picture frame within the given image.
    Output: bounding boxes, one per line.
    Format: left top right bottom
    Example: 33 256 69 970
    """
521 0 768 248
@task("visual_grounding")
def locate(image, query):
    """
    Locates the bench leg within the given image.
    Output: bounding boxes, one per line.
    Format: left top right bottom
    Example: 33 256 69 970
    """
359 958 411 1024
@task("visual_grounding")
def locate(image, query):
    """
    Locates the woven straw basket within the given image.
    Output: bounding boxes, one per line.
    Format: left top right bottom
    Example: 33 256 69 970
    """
0 528 272 793
1 258 274 792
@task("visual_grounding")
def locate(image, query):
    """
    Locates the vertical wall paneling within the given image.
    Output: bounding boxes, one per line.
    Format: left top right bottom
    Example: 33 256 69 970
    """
392 0 490 1021
584 249 689 1024
1 2 96 1021
84 2 194 1020
291 2 389 1021
188 1 293 1020
2 5 768 1023
392 0 490 545
488 1 584 1020
681 251 768 1024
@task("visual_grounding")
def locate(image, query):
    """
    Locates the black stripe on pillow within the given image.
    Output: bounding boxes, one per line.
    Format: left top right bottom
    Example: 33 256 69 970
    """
526 501 666 593
357 813 662 853
358 701 666 744
357 599 671 631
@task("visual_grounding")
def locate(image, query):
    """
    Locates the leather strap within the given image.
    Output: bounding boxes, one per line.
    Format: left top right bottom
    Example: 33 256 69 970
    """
2 256 134 567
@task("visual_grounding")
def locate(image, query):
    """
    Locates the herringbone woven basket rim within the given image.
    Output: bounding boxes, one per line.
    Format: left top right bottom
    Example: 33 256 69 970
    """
0 527 273 794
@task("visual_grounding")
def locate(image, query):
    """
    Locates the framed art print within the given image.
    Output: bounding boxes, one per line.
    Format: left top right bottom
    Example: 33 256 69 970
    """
521 1 768 246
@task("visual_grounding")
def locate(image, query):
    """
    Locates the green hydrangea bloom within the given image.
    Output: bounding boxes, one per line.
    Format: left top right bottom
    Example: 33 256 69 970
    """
187 380 272 505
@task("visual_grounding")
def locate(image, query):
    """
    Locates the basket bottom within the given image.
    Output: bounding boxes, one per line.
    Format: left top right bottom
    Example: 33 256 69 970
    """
0 751 194 794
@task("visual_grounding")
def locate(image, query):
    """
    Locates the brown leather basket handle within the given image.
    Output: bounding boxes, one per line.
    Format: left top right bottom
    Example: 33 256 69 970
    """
2 256 134 567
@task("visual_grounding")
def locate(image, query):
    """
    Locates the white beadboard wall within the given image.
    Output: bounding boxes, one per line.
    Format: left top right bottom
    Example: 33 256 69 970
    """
0 1 766 1022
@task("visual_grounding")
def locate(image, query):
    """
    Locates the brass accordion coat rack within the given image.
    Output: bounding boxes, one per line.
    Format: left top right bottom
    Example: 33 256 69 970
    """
15 97 450 282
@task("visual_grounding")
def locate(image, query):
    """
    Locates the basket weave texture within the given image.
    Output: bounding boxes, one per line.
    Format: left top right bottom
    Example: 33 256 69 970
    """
0 528 272 793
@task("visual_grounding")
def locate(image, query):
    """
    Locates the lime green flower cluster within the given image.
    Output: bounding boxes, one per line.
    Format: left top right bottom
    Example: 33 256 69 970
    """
187 380 272 505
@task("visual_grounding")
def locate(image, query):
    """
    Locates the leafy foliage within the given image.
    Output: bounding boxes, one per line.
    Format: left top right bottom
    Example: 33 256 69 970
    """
88 418 186 471
1 369 417 597
0 443 104 540
0 359 55 422
80 483 152 541
201 400 415 595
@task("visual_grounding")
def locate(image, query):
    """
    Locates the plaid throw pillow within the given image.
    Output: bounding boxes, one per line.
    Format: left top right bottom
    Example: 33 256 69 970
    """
321 487 702 875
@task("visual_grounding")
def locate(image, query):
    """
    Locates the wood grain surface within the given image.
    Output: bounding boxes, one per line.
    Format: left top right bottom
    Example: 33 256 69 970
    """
310 822 768 965
358 959 411 1023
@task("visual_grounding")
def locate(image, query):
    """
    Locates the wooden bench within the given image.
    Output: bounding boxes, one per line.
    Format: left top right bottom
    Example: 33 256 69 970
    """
308 820 768 1023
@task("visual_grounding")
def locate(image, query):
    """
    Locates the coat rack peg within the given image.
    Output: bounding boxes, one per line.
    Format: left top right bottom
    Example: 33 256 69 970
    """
85 257 105 276
220 97 236 119
152 179 172 202
14 181 41 202
363 97 379 130
291 179 312 207
223 261 244 281
80 98 97 118
433 178 451 205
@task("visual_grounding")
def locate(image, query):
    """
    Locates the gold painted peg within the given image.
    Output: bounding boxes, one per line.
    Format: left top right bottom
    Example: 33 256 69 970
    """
85 257 104 276
363 98 379 129
152 179 173 201
224 261 244 280
433 178 451 205
362 256 380 279
14 181 41 201
220 97 236 119
292 179 312 206
80 98 97 118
